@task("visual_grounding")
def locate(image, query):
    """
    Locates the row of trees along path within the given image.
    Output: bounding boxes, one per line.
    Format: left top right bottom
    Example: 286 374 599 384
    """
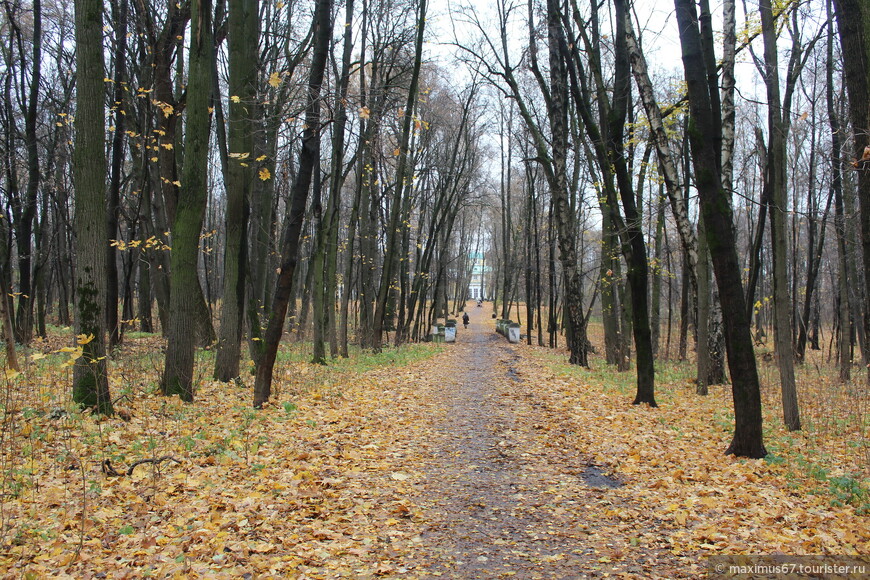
4 0 870 469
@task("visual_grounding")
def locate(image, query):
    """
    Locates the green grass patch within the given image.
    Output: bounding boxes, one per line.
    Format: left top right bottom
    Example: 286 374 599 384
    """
773 449 870 513
124 330 158 340
274 341 442 373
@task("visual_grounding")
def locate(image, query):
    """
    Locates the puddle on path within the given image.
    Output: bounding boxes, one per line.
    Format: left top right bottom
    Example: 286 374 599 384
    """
580 464 622 489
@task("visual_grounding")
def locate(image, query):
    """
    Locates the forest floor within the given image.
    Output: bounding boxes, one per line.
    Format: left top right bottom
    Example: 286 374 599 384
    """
0 306 869 578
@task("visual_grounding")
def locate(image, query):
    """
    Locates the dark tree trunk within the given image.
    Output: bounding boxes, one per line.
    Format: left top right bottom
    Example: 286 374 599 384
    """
612 0 655 405
600 203 621 366
13 0 43 345
832 0 870 383
106 0 128 351
214 0 258 381
0 257 19 371
679 251 690 361
827 0 851 381
253 0 332 407
651 184 665 358
674 0 766 458
161 0 214 401
321 0 356 358
73 0 113 415
696 217 711 395
546 0 588 366
759 0 800 431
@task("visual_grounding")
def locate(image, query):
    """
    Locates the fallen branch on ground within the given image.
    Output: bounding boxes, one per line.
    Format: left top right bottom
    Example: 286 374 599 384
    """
101 456 182 477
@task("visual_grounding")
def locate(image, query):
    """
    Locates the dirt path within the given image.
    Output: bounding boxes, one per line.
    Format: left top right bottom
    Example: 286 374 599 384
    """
405 307 629 578
349 303 866 579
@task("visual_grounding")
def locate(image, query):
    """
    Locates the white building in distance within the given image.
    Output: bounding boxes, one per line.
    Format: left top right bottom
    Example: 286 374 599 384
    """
468 252 486 300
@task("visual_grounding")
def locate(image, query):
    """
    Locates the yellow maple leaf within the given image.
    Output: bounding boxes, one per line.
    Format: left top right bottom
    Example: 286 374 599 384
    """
230 95 241 103
268 72 282 88
259 167 271 181
359 106 370 119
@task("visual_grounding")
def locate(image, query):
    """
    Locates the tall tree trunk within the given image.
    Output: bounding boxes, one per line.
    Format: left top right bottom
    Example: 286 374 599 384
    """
106 0 128 351
832 0 870 383
311 156 329 363
357 144 377 349
562 0 651 387
674 0 765 458
14 0 43 345
215 0 258 381
161 0 214 401
324 0 355 357
313 0 355 362
844 176 867 364
73 0 113 415
759 0 800 430
828 0 851 382
253 0 332 407
708 0 732 383
245 108 277 361
612 0 655 405
546 0 588 365
33 186 49 340
499 103 513 321
745 129 771 321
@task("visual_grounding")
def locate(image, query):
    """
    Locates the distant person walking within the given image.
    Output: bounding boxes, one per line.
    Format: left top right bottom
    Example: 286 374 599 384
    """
462 312 470 329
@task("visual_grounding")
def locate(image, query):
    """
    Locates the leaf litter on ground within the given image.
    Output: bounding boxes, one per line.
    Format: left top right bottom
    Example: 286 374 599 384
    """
0 318 867 578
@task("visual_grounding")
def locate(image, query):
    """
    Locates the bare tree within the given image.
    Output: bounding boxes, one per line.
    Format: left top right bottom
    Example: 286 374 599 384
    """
253 0 333 407
673 0 765 457
758 0 800 430
832 0 870 383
